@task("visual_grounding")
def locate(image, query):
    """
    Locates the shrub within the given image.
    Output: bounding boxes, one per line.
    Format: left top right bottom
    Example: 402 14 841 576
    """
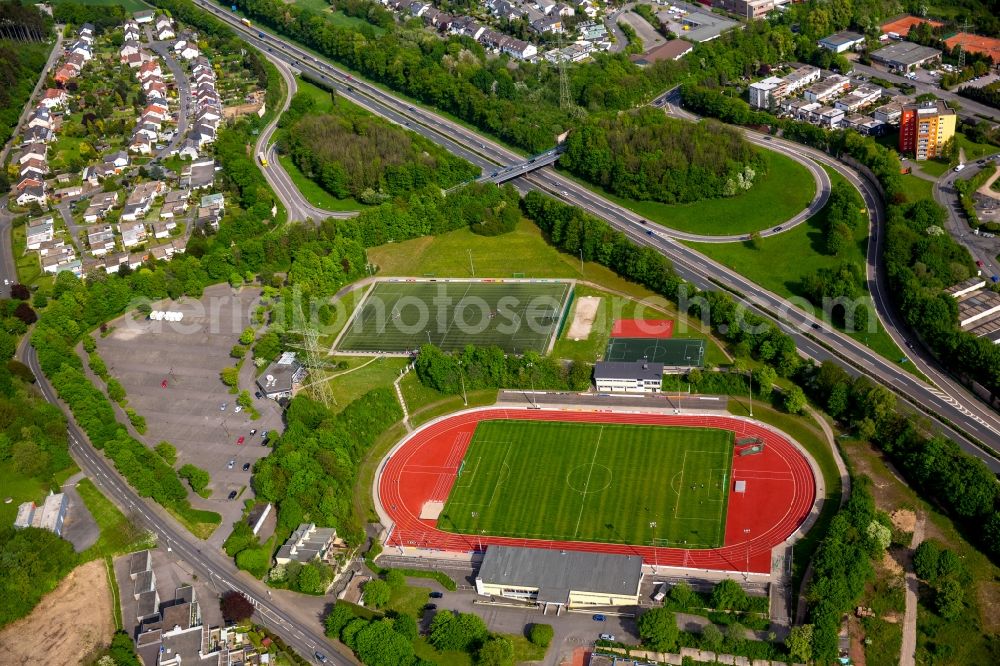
530 623 554 647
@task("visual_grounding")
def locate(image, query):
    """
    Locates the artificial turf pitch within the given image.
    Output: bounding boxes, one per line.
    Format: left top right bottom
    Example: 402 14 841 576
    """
336 281 571 354
439 420 734 548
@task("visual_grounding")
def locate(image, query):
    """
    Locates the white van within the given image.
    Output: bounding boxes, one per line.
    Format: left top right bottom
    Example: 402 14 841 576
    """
955 163 966 173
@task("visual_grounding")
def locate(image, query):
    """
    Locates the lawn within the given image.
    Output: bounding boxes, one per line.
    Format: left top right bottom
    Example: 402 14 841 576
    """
76 478 153 559
956 131 998 162
563 149 816 236
914 159 951 178
323 355 409 413
0 461 53 528
336 280 572 354
12 223 44 287
439 420 734 548
899 173 934 203
688 167 914 371
551 285 728 367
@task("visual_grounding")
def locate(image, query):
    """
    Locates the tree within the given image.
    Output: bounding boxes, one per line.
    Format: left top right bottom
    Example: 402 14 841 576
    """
239 327 255 345
530 623 554 647
354 619 415 666
430 611 489 652
669 581 695 609
362 578 390 609
385 569 406 589
325 603 355 638
700 623 724 652
636 608 679 652
477 636 515 666
221 366 240 387
13 302 37 325
392 612 418 641
913 540 941 581
784 385 807 414
754 366 776 398
220 591 255 623
710 579 746 611
154 441 176 465
934 576 964 619
785 624 813 662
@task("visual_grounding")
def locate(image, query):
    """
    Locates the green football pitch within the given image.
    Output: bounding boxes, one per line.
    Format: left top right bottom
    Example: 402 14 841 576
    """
336 280 571 354
438 420 734 548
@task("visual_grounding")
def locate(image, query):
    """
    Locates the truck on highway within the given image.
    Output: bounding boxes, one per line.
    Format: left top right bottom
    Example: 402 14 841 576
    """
241 17 251 27
258 154 268 167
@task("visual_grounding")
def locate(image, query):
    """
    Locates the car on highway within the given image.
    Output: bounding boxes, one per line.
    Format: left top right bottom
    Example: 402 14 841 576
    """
315 652 328 663
599 633 616 642
977 260 985 267
227 459 235 469
237 436 245 445
228 490 238 500
592 614 606 621
773 226 783 232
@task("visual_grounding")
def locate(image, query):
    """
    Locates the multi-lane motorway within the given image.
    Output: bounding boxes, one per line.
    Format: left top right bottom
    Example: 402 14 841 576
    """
200 2 1000 465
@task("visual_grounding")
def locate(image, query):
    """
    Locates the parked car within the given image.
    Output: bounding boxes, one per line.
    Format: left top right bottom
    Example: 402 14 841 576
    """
599 633 616 641
592 614 606 622
242 462 251 471
227 459 235 469
249 429 257 436
429 592 444 599
254 391 262 399
220 402 227 411
424 603 437 611
228 490 238 500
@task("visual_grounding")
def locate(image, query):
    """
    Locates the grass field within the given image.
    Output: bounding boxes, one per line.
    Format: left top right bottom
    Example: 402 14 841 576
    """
336 280 571 354
439 420 734 548
39 0 148 12
688 167 915 372
562 149 815 236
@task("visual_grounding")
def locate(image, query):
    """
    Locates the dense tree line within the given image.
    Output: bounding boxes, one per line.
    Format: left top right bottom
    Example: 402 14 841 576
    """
802 359 1000 563
959 82 1000 111
333 182 521 246
913 539 971 620
0 40 51 166
561 111 766 204
0 0 51 40
280 91 478 202
50 1 127 33
0 527 78 628
251 389 401 546
522 192 803 377
415 344 591 395
802 477 888 662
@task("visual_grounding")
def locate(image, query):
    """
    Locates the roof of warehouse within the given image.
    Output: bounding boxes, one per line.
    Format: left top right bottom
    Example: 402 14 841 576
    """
477 546 642 597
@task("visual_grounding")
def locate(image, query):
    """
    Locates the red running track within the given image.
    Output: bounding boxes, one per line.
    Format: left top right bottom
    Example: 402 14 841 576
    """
378 409 816 574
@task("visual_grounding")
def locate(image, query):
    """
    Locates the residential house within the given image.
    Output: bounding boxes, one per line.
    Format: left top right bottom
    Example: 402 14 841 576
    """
24 125 53 144
134 9 155 23
530 16 563 34
119 221 148 248
502 38 538 60
87 225 116 256
20 158 48 180
25 218 55 249
274 523 339 564
175 40 199 60
120 40 141 61
125 52 144 69
40 88 68 110
83 191 120 222
177 140 199 160
106 150 130 172
18 143 47 164
16 185 47 207
155 16 175 40
13 492 68 536
803 74 851 103
151 220 177 239
53 184 83 200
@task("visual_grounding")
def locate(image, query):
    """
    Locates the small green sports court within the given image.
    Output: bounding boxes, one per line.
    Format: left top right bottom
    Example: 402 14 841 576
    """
438 420 734 548
335 280 572 354
604 337 706 367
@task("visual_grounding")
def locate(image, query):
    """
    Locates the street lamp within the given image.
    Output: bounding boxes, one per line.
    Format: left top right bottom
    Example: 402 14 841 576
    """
743 528 751 580
458 360 468 406
525 361 536 408
748 368 753 418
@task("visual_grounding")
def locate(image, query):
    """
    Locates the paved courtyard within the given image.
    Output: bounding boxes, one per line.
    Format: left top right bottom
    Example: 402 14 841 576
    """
95 284 285 545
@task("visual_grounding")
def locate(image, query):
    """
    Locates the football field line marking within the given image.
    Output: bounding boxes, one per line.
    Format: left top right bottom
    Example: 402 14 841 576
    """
437 282 476 349
572 426 604 539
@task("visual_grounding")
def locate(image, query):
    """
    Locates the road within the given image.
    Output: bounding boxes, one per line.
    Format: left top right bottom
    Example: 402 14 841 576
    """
852 62 1000 124
20 342 358 666
933 153 1000 279
146 40 189 159
203 2 1000 463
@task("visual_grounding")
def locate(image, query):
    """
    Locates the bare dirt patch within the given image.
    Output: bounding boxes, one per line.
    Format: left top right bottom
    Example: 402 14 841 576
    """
977 580 1000 633
567 296 601 340
0 560 113 664
891 509 916 533
882 550 905 577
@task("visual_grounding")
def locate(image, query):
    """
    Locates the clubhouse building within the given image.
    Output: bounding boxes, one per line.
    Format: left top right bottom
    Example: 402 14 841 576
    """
475 545 643 610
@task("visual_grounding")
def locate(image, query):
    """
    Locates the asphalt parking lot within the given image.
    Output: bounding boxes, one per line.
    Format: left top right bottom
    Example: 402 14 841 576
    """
95 284 284 543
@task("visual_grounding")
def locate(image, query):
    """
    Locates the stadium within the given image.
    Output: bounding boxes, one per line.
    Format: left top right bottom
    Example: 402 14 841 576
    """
376 408 818 575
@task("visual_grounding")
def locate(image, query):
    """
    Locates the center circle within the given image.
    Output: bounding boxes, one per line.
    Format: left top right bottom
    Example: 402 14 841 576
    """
566 464 613 494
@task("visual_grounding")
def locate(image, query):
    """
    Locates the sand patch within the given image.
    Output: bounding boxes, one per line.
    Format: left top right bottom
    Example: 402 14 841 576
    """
977 580 1000 633
567 296 601 340
0 560 113 665
890 509 916 533
421 500 445 520
882 550 904 577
